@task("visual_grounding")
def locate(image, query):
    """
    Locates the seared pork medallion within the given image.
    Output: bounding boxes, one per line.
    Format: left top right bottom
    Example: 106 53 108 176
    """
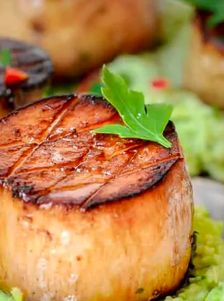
184 10 224 108
0 38 52 115
0 94 193 301
0 0 157 78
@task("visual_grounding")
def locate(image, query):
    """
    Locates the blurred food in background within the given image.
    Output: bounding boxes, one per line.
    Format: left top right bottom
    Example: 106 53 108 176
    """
0 0 158 78
0 38 53 117
184 2 224 108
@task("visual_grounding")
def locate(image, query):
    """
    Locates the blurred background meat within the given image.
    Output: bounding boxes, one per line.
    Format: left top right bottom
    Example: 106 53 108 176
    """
184 11 224 109
0 38 53 116
0 0 158 78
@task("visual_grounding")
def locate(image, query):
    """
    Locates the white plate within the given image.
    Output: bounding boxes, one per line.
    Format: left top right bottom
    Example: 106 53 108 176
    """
193 177 224 221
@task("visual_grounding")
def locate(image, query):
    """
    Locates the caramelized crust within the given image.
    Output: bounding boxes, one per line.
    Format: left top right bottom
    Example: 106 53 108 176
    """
0 94 193 301
0 94 181 209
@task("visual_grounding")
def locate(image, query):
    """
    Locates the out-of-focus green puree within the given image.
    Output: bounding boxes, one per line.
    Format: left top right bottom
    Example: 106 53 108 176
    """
163 208 224 301
1 208 223 301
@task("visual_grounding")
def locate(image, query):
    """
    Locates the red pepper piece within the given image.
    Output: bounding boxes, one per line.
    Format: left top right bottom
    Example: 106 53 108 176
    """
150 78 170 90
4 67 29 86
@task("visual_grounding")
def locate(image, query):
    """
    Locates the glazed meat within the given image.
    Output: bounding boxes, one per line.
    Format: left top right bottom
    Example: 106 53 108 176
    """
0 95 193 301
0 0 157 78
0 38 52 116
184 11 224 108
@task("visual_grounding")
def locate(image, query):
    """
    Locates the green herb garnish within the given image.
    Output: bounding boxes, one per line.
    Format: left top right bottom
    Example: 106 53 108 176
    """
0 49 12 67
93 66 173 148
89 82 103 96
0 288 23 301
182 0 224 27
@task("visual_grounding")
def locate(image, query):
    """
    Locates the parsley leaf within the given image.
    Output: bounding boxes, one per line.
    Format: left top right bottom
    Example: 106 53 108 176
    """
0 288 23 301
0 49 12 66
93 66 173 148
89 82 102 96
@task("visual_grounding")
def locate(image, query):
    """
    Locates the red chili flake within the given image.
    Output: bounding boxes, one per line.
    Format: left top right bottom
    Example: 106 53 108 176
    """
4 67 29 86
150 78 170 90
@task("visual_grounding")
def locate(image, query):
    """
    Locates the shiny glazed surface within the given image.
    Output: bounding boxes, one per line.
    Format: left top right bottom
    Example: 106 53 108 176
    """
0 95 193 301
0 94 181 209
